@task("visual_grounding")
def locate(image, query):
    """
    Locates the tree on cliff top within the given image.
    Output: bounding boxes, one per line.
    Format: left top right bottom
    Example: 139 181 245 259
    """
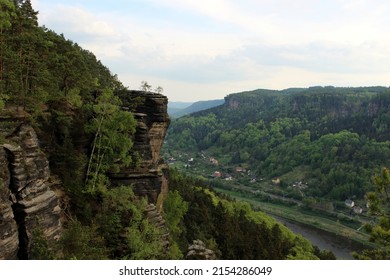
140 81 152 92
0 0 14 105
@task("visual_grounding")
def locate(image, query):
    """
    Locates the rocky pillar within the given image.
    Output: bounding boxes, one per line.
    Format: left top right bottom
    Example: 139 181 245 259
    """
0 124 62 259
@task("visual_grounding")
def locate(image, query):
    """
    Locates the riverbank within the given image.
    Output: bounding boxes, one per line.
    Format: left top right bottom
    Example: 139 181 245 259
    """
272 216 367 259
213 187 374 259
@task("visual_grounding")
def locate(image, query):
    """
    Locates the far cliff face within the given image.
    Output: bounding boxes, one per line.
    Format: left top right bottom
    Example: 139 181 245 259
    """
109 91 171 209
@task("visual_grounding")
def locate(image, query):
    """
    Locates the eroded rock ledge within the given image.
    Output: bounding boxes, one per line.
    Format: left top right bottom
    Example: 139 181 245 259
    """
0 91 170 259
109 91 170 209
0 123 62 259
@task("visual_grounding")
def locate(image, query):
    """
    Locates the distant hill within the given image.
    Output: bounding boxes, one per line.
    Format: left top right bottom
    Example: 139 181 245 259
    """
169 99 224 118
168 101 194 116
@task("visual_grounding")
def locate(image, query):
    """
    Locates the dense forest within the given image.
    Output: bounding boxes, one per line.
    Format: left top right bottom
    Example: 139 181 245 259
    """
0 0 349 260
166 169 336 260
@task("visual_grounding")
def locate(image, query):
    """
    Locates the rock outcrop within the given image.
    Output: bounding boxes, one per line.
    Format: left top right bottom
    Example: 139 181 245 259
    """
108 91 171 255
186 240 217 260
109 91 170 210
144 203 169 248
0 91 169 259
0 120 62 259
0 149 19 259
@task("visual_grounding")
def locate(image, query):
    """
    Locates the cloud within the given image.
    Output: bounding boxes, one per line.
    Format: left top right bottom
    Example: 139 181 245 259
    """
39 5 116 40
237 41 390 74
32 0 390 101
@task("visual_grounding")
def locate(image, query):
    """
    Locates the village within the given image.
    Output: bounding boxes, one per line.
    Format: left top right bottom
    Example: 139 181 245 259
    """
164 151 369 221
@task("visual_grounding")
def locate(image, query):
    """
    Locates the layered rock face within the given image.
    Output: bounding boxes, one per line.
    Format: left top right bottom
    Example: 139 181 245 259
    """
110 91 170 209
1 91 169 259
0 149 19 259
0 121 62 259
186 240 216 260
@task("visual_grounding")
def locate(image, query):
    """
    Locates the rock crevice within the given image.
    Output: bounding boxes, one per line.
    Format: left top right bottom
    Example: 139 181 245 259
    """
0 123 62 259
1 91 170 259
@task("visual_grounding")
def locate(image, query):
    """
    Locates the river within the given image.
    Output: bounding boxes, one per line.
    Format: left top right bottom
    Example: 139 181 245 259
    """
273 216 369 259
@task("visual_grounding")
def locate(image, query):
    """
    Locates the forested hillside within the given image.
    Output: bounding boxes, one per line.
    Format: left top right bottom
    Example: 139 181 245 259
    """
165 86 390 202
0 0 123 111
0 1 339 260
166 169 334 260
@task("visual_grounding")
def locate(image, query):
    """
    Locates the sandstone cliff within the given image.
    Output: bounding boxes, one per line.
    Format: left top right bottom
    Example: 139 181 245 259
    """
109 91 170 209
0 149 18 259
0 91 170 259
0 117 62 259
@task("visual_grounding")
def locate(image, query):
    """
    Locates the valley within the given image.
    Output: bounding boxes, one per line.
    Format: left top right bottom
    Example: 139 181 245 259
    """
163 86 390 258
1 1 389 260
162 150 374 256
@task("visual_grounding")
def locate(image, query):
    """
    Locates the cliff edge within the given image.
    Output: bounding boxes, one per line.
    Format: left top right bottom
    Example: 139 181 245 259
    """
0 91 171 259
109 90 170 210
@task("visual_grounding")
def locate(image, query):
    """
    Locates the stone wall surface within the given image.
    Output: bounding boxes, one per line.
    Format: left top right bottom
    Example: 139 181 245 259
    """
110 91 170 209
0 121 62 259
0 149 19 260
0 91 170 259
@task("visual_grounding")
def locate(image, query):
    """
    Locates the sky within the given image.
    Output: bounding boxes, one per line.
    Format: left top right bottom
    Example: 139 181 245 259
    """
31 0 390 102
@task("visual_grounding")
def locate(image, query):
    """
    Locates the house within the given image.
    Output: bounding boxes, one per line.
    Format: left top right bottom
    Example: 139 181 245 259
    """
353 206 363 214
345 199 355 208
213 171 222 178
294 181 308 190
235 166 245 173
224 174 233 181
210 157 219 165
272 178 280 185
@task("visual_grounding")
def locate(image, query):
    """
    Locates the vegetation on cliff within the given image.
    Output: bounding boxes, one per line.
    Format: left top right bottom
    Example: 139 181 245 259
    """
0 0 148 259
3 0 314 260
1 1 386 260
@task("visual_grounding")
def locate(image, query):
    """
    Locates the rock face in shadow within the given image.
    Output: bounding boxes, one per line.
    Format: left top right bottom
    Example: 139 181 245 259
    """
186 240 216 260
0 91 169 259
109 91 170 209
0 149 19 259
0 121 62 259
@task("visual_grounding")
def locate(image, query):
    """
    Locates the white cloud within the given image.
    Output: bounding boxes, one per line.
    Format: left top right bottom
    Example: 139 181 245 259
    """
32 0 390 101
40 5 116 38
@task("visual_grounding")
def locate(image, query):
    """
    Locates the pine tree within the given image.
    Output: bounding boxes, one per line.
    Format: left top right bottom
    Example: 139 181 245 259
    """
5 0 39 107
0 0 15 103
